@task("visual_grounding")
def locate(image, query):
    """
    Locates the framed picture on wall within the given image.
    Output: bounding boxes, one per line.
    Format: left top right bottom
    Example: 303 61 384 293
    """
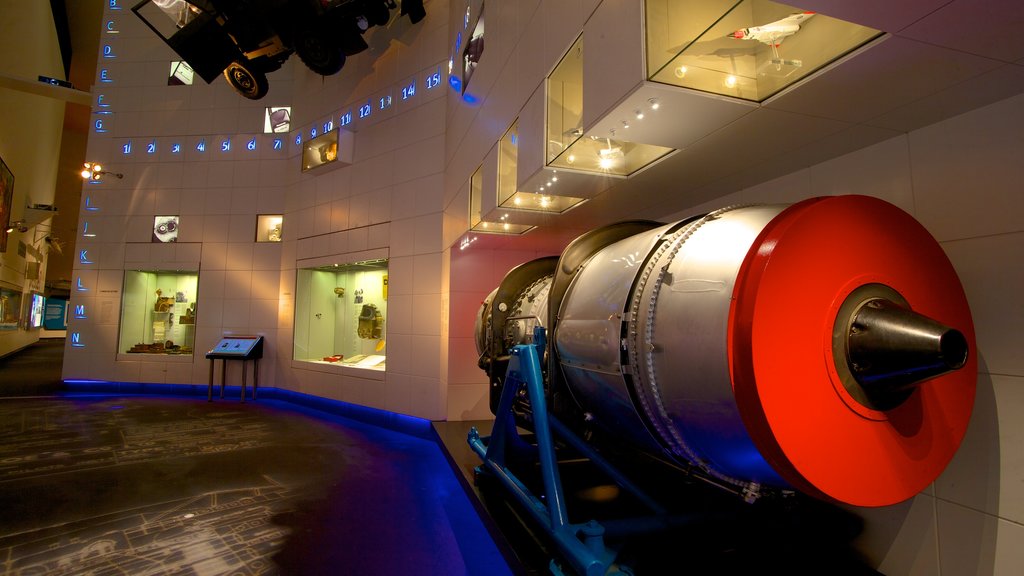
0 156 13 253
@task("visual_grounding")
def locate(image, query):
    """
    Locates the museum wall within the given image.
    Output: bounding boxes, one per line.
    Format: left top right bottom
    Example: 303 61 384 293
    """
657 93 1024 575
63 0 453 420
0 1 65 358
439 1 1024 570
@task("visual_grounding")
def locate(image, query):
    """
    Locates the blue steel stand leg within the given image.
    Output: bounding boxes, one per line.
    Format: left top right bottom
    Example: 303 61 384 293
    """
469 330 618 576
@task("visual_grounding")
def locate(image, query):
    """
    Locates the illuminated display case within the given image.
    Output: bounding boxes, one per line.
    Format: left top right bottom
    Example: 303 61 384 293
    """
0 282 23 331
301 129 353 172
256 214 283 242
293 260 388 370
645 0 882 102
546 36 673 175
119 271 198 355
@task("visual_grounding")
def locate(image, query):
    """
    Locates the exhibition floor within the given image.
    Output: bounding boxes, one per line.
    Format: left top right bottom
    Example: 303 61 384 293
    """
0 339 511 575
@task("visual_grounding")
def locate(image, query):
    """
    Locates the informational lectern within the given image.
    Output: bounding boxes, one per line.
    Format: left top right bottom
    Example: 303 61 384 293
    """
205 335 264 402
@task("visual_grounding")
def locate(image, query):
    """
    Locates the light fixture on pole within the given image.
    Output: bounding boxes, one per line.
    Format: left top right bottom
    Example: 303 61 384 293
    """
80 162 123 180
5 220 28 234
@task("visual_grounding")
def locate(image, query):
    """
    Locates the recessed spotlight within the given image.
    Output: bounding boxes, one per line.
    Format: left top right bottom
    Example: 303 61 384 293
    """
674 66 687 78
648 98 660 110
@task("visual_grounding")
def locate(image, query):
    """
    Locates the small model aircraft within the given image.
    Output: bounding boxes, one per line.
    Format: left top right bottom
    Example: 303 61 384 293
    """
728 11 815 47
729 11 814 71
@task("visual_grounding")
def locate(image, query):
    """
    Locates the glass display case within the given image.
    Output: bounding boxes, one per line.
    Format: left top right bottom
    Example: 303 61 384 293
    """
256 214 283 242
119 271 198 355
546 36 674 175
293 259 388 370
645 0 882 102
0 282 23 331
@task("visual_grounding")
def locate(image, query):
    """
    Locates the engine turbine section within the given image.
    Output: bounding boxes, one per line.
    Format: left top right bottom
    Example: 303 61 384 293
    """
475 196 975 507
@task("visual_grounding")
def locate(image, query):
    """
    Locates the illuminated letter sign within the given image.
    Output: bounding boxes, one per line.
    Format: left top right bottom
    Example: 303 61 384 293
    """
74 305 87 319
273 139 283 150
79 250 92 264
103 45 115 58
71 332 85 347
247 138 257 151
100 69 112 83
76 277 88 291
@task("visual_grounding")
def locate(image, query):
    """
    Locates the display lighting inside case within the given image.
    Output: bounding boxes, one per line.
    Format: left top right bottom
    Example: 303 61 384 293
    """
301 128 353 172
494 122 584 216
119 270 198 355
645 0 882 102
293 260 388 370
501 191 584 214
472 219 534 235
546 36 673 175
0 283 23 331
257 215 283 242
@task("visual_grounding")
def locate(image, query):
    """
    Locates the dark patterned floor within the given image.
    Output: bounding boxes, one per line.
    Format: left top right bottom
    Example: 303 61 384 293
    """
0 340 512 575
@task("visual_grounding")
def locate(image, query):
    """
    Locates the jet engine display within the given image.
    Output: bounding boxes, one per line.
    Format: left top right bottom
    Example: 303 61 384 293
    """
474 195 975 508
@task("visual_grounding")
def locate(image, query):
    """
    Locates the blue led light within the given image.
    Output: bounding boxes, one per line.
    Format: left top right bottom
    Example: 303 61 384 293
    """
247 138 257 151
74 304 86 319
121 141 132 154
79 250 92 264
221 139 231 152
71 332 85 347
172 143 181 153
448 74 461 92
273 138 283 150
103 45 115 58
146 141 156 154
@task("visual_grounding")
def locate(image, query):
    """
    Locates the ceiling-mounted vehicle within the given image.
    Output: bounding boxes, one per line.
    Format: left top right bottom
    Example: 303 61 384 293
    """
132 0 426 100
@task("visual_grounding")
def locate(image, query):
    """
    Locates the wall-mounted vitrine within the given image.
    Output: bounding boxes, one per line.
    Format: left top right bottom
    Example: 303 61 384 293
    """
293 259 388 370
645 0 882 102
119 270 198 355
256 214 283 242
0 282 23 330
547 35 673 175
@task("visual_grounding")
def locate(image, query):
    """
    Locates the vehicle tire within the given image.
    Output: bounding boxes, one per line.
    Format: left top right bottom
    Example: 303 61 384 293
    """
366 1 391 27
223 61 269 100
295 28 346 76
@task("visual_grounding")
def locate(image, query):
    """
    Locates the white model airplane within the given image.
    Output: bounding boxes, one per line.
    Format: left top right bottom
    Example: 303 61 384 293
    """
729 11 814 71
728 11 815 47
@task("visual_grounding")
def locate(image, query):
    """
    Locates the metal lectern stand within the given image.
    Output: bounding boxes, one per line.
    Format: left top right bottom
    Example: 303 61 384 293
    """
206 335 265 402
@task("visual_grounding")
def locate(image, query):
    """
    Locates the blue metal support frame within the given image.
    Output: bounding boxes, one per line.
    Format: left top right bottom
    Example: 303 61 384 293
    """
468 328 684 575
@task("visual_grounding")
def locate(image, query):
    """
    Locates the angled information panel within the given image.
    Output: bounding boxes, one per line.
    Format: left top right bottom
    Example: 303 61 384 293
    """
206 335 264 359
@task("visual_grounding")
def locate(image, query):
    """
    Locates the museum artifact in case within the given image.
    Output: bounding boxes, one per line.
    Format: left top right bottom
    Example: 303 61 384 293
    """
119 270 198 355
0 283 23 330
645 0 882 101
293 259 387 370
